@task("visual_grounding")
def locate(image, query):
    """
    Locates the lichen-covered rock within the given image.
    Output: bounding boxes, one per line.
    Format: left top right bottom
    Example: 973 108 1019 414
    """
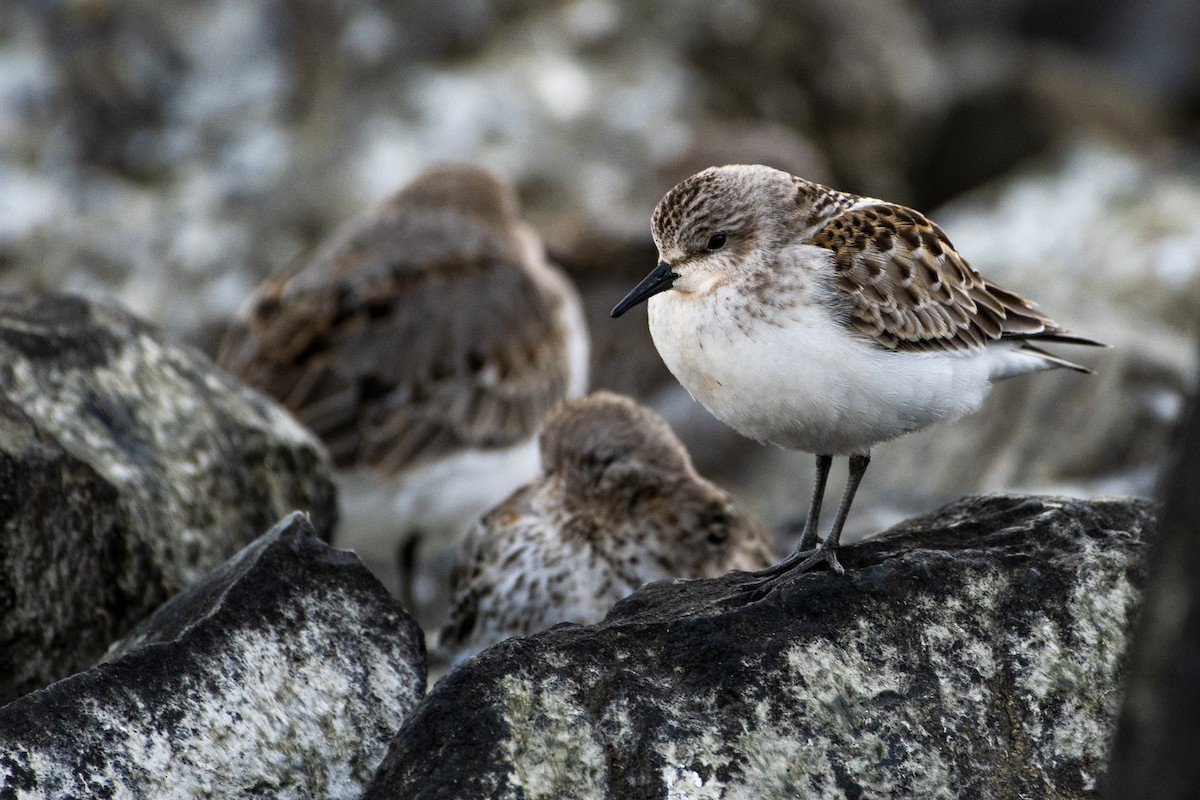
1108 384 1200 799
0 292 336 704
0 512 424 800
367 495 1152 799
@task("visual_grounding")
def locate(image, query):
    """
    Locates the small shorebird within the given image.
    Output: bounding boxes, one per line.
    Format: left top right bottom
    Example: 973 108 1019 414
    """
219 164 589 614
438 391 773 663
611 164 1103 578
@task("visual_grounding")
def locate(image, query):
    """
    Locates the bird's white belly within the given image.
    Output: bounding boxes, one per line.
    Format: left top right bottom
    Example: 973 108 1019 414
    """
333 437 541 588
648 292 996 455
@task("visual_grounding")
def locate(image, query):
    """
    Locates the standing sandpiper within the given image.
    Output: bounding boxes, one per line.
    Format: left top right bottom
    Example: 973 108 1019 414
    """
612 164 1103 578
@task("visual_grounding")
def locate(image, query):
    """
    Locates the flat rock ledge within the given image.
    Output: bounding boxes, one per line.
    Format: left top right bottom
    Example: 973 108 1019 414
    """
368 494 1152 799
0 512 425 800
0 292 337 704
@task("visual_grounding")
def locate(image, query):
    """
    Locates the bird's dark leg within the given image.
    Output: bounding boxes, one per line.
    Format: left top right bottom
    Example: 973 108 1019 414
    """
740 453 832 581
720 453 868 604
793 452 871 575
395 531 422 612
796 453 832 552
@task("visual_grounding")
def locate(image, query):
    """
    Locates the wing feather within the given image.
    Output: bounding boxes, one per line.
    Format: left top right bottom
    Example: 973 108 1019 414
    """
808 201 1099 354
218 209 575 475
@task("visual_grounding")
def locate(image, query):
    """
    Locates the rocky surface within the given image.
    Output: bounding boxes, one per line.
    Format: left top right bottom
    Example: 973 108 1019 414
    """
0 512 424 800
367 495 1152 799
1108 370 1200 799
0 292 336 704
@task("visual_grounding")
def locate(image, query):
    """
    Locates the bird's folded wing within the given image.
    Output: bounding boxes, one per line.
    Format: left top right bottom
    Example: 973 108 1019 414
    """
217 248 572 474
809 202 1061 353
438 487 538 649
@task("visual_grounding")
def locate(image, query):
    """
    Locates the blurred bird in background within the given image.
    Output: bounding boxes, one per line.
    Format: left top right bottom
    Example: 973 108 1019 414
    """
218 164 590 628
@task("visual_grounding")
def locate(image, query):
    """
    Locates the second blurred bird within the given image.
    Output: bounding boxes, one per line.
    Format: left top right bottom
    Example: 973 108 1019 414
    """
218 164 589 627
439 391 774 665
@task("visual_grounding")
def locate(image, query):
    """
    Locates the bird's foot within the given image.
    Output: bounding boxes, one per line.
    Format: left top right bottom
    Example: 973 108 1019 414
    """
709 541 844 607
793 542 844 576
740 544 813 582
751 539 843 583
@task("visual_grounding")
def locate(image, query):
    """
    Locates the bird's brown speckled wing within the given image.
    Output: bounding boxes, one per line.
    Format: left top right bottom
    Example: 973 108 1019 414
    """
438 517 492 650
218 217 573 474
438 486 540 651
808 202 1082 353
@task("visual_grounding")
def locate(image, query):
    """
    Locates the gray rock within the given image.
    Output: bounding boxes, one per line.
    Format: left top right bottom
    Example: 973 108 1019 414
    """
1107 371 1200 799
367 495 1151 799
0 293 336 704
0 511 424 800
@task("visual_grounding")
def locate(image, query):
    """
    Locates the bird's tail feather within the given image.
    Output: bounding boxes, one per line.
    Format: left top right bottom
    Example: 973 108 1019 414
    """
1023 331 1107 348
1019 343 1095 374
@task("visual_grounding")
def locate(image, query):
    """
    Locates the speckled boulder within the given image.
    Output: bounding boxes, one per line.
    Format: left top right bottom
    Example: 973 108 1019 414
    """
0 293 336 704
1108 388 1200 799
0 512 424 799
367 495 1152 799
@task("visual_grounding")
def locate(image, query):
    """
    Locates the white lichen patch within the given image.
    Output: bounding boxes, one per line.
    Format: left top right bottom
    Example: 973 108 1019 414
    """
10 585 419 800
499 672 610 798
732 698 962 800
597 697 637 756
1066 536 1142 675
624 549 1135 797
638 635 965 799
1018 615 1065 702
781 633 901 711
661 761 725 799
1039 544 1139 778
909 574 1004 713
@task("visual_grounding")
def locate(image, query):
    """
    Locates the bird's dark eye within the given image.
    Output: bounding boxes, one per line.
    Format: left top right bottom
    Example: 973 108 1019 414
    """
706 233 727 251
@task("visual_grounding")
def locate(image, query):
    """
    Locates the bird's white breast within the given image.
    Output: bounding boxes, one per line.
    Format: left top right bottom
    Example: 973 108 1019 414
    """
332 436 542 590
646 278 1006 455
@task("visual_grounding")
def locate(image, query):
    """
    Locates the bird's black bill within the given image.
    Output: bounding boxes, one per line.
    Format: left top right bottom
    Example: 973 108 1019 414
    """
611 261 679 317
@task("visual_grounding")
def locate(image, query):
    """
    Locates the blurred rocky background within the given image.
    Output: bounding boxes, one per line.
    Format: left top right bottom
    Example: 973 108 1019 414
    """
1 0 1197 549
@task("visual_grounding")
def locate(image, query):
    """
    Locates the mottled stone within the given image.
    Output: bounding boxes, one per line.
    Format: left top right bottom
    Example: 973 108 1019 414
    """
0 512 424 800
0 293 336 704
1107 373 1200 799
367 495 1152 799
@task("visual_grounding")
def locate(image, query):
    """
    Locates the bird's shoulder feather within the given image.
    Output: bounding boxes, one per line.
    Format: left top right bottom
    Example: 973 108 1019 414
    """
802 200 1065 353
